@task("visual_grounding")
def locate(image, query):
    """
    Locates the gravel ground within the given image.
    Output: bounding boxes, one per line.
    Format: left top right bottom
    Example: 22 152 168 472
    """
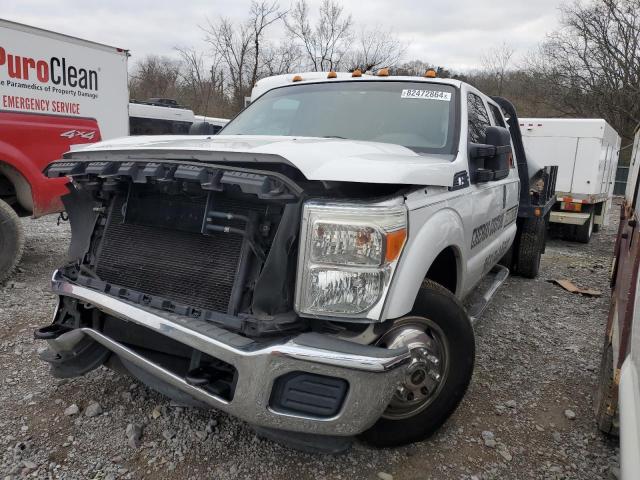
0 205 620 480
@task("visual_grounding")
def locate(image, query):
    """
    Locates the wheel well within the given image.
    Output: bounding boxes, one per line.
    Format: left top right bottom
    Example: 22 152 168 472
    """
0 172 14 197
425 247 458 294
0 162 33 215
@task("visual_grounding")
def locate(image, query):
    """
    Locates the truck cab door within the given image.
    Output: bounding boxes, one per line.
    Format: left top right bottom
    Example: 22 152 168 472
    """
488 102 520 234
463 93 519 292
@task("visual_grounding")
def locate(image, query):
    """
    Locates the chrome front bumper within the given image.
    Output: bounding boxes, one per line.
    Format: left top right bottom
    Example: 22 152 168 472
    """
49 271 411 436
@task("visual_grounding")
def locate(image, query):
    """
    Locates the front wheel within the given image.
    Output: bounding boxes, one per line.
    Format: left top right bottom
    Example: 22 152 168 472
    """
0 198 24 283
359 280 475 447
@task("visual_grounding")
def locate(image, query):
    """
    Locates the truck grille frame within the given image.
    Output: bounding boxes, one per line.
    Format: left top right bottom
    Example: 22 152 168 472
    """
94 191 260 315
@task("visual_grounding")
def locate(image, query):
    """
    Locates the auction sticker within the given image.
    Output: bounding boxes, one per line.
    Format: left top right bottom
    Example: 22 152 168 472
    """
401 89 451 101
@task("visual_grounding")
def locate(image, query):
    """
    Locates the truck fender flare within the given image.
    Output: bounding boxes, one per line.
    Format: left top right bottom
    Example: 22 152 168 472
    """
383 207 466 320
0 146 34 213
0 140 68 217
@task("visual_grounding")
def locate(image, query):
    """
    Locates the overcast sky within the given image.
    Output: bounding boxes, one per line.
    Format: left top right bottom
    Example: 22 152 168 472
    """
3 0 567 71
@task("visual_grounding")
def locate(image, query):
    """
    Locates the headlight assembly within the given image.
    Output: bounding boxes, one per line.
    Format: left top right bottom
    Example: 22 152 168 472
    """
295 201 407 320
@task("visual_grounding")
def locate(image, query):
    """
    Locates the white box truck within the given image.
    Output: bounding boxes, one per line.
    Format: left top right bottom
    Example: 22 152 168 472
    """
0 18 129 281
520 118 620 242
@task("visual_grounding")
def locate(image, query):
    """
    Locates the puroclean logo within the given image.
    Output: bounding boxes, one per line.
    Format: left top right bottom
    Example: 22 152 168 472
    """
0 46 99 91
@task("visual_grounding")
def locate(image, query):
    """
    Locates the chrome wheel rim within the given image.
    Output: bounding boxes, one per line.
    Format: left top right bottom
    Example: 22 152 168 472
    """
377 316 450 420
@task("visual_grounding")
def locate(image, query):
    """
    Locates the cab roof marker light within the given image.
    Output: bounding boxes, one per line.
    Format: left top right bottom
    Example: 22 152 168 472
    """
377 68 389 77
327 71 337 79
351 69 362 77
292 75 303 82
424 69 437 78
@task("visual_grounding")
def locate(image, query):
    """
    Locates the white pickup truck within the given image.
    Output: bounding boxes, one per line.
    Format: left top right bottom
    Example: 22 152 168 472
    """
35 70 555 450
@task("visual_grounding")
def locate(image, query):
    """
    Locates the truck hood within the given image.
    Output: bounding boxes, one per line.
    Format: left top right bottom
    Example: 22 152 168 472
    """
69 135 458 187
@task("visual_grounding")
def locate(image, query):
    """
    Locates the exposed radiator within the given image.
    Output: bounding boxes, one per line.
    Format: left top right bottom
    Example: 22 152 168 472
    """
95 192 256 313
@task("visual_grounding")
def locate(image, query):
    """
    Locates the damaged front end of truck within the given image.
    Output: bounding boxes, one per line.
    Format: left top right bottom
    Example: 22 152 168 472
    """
34 76 482 449
34 149 422 446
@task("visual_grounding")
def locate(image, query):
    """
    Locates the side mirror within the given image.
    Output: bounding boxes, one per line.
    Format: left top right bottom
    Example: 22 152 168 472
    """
469 126 512 183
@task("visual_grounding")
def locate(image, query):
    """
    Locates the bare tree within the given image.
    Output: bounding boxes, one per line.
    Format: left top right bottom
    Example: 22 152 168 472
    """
249 1 287 85
285 0 353 71
203 1 285 109
347 27 406 72
532 0 640 144
261 42 303 75
129 55 181 101
481 41 515 96
394 60 452 78
175 47 221 115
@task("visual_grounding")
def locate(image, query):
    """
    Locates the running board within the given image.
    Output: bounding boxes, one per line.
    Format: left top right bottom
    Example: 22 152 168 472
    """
466 265 510 324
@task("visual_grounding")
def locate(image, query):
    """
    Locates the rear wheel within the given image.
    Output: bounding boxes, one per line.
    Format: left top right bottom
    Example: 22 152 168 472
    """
359 280 475 447
575 211 594 243
0 198 24 283
514 216 545 279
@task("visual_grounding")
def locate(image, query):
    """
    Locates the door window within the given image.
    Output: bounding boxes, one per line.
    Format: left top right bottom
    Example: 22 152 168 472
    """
488 103 506 127
468 93 491 143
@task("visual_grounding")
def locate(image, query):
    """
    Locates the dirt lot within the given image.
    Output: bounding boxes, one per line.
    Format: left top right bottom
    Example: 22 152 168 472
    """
0 206 620 480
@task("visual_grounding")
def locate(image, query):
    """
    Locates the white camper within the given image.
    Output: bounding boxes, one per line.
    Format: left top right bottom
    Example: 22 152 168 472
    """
520 118 620 242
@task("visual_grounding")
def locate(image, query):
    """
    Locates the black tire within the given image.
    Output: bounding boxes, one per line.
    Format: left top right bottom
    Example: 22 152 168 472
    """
594 341 618 435
514 216 545 279
0 198 24 283
359 280 475 447
575 211 594 244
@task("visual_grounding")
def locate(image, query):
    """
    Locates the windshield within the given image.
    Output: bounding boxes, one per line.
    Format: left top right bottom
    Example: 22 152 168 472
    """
222 81 458 154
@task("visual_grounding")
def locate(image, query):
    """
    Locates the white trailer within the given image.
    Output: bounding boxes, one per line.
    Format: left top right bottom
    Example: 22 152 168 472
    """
520 118 620 242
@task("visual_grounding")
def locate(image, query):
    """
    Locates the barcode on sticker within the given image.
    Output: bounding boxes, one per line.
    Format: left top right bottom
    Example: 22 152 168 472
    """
401 89 452 101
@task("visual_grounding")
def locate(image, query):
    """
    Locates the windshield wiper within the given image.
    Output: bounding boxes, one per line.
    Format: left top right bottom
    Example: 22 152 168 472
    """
321 135 346 139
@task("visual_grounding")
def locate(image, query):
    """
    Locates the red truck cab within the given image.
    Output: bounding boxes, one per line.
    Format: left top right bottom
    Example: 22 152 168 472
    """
0 111 101 217
0 19 129 281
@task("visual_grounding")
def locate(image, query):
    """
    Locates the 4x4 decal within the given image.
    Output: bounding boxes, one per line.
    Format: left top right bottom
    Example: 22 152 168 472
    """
60 129 96 140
